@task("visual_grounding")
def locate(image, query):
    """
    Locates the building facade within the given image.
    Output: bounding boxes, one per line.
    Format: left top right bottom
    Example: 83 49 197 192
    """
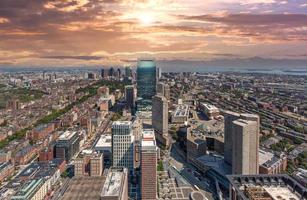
125 85 136 112
224 111 260 175
136 59 157 111
111 121 135 175
152 95 168 136
141 130 157 200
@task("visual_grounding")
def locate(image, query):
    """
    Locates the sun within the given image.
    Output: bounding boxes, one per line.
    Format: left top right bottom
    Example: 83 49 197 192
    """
138 12 155 26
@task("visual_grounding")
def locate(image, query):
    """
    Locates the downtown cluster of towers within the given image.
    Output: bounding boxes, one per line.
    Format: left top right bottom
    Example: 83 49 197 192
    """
107 59 165 200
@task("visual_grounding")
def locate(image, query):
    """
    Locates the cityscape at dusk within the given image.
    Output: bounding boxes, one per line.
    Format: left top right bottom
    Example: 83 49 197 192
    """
0 0 306 200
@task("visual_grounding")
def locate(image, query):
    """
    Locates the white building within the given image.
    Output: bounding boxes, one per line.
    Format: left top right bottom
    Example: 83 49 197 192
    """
111 121 135 175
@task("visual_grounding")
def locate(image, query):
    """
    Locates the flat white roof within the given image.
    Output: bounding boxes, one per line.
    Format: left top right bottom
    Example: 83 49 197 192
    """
263 186 300 200
174 104 189 117
259 149 274 165
112 121 132 126
142 129 156 148
95 135 111 148
101 170 125 197
59 131 77 140
200 103 218 111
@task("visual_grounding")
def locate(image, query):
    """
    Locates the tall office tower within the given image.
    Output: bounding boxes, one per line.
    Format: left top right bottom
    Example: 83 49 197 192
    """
164 84 171 100
157 82 165 95
125 85 136 111
152 95 168 136
117 68 122 78
224 111 241 165
141 129 157 200
224 111 260 175
125 66 133 77
100 68 105 78
111 121 135 175
108 67 115 77
157 67 162 79
136 59 157 111
157 82 171 100
100 167 128 200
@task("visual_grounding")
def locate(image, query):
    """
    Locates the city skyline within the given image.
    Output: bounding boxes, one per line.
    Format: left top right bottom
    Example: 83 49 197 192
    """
0 0 307 67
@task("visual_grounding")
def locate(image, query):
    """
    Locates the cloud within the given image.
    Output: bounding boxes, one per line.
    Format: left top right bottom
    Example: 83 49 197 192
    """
0 0 306 66
40 55 104 60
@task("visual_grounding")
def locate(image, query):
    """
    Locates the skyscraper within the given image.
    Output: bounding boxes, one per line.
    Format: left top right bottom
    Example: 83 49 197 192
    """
125 85 136 111
224 111 241 165
111 121 135 175
136 59 157 111
108 67 115 77
152 95 168 136
157 82 171 100
125 66 133 77
224 111 260 175
141 129 157 200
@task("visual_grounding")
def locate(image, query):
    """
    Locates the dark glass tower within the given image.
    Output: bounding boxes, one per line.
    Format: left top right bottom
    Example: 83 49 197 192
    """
136 59 157 111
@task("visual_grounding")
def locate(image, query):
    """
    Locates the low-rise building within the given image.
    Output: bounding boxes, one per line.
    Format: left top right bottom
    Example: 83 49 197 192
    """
198 103 219 119
11 179 48 200
171 104 189 124
14 145 37 165
94 135 112 162
0 162 14 183
100 167 128 200
259 148 287 174
30 123 55 141
227 174 307 200
55 131 80 162
74 151 103 177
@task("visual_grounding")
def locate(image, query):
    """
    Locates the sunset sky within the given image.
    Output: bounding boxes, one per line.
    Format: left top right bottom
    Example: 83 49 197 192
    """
0 0 306 67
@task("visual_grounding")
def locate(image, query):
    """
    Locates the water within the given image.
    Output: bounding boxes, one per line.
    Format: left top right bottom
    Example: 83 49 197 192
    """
0 66 306 76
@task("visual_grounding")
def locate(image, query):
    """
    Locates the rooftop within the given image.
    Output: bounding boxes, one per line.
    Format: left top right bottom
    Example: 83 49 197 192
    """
95 134 111 148
197 153 231 176
174 104 189 117
200 103 219 111
58 131 77 140
227 174 307 200
61 177 105 200
112 121 132 126
142 129 156 148
101 167 127 197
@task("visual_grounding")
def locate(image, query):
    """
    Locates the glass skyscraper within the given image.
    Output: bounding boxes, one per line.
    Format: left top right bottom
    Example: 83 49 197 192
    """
136 59 157 111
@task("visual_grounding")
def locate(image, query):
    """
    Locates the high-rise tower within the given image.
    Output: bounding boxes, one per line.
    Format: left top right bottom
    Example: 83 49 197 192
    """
136 59 157 111
111 121 135 175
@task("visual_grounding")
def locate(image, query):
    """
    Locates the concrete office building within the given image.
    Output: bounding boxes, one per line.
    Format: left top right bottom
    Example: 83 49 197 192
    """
232 119 258 174
152 95 168 135
141 130 157 200
157 82 171 100
136 59 157 111
224 111 260 175
224 111 241 165
100 167 128 200
111 121 135 175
